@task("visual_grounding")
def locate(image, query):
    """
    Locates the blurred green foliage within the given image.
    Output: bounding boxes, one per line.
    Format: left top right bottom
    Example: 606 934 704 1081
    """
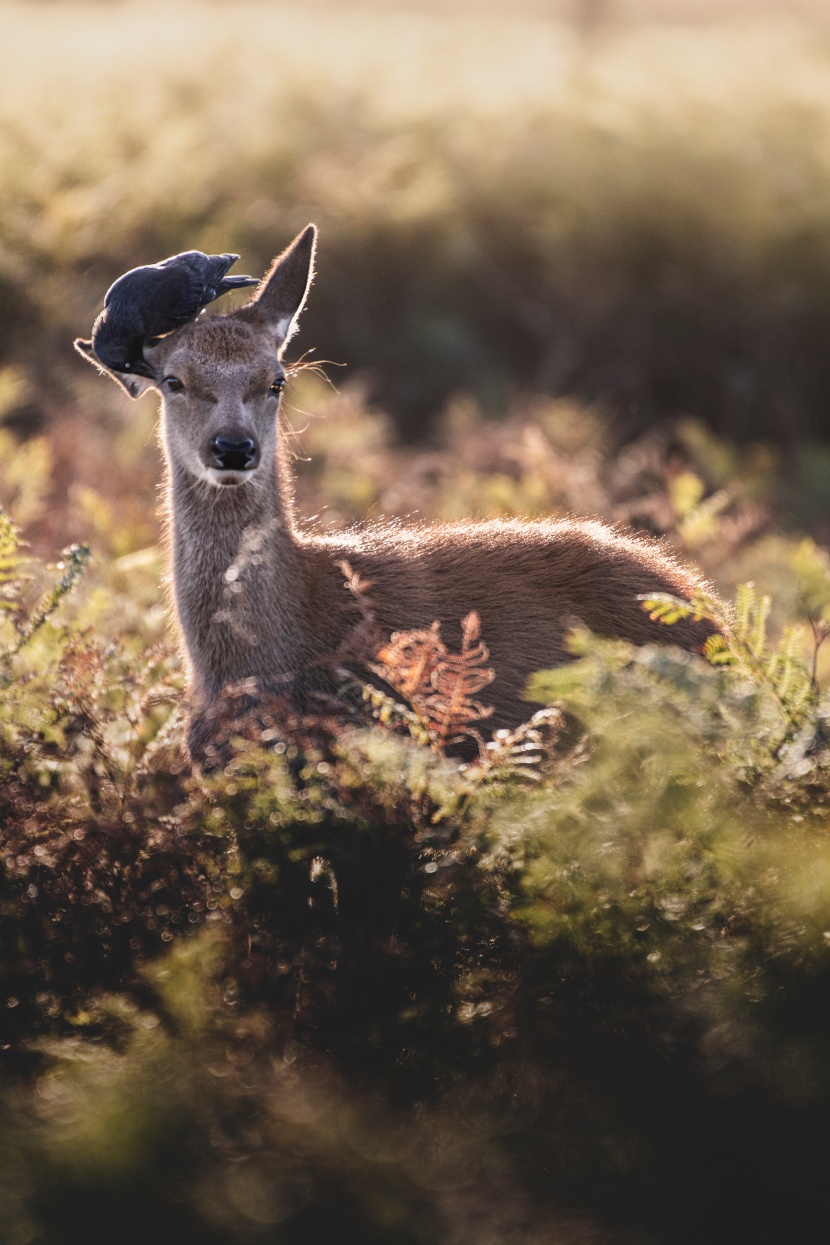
5 3 830 451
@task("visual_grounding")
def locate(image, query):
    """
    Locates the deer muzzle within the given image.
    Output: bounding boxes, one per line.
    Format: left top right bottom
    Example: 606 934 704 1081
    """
209 436 259 472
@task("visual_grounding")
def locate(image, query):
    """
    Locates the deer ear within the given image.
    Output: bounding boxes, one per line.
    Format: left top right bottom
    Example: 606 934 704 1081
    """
73 338 156 400
242 224 317 353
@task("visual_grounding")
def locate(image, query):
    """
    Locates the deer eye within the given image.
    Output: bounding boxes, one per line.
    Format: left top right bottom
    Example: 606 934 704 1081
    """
164 376 184 393
269 377 285 396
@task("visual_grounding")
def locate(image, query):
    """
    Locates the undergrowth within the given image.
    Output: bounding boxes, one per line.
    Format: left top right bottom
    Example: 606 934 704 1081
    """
3 494 830 1244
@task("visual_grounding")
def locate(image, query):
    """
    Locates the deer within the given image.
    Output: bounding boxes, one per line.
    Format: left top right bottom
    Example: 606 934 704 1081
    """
75 224 715 759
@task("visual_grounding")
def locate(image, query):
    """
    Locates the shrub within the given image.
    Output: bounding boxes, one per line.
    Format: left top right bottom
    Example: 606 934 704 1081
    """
3 494 830 1241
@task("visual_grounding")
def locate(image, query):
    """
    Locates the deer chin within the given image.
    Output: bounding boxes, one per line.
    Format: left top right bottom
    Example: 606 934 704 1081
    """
203 466 256 489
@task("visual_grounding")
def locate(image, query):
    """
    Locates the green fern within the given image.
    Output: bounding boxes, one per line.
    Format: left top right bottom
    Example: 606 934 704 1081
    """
13 542 91 652
642 581 814 737
0 517 91 673
357 681 433 747
0 508 27 614
640 586 726 629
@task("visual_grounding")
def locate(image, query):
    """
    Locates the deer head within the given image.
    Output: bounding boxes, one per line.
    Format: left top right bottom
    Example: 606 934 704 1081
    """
74 225 317 488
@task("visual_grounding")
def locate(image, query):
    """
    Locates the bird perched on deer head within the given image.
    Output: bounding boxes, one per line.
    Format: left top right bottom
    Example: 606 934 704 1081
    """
84 251 260 379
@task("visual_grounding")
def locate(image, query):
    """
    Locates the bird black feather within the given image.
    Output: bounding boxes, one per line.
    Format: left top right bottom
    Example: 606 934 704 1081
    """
90 251 259 375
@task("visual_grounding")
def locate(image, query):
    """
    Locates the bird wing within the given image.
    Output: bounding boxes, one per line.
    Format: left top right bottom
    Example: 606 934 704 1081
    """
99 250 256 348
150 265 218 325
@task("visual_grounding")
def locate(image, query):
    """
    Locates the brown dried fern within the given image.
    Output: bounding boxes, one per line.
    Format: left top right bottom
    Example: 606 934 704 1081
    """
372 611 495 753
318 560 386 680
374 621 445 701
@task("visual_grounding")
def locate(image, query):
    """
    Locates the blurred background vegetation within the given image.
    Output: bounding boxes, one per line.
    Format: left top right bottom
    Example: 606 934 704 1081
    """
4 1 830 1242
4 0 830 549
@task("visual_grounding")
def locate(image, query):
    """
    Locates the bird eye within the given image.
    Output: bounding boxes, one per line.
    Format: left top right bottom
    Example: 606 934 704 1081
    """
269 377 285 396
164 376 184 393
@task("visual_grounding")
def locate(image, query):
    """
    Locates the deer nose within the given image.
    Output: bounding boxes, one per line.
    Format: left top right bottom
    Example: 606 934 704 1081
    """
210 436 258 471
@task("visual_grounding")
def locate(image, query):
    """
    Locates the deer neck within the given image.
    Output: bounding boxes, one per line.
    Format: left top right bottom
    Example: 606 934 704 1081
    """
167 450 306 696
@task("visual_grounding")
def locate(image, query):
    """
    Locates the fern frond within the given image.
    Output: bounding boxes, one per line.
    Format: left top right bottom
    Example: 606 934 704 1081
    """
370 612 495 754
374 622 445 700
765 625 813 716
421 613 495 751
703 633 733 666
734 582 756 643
747 592 770 657
640 588 725 628
472 707 564 785
1 535 91 678
9 543 91 657
0 508 30 615
358 681 432 746
642 578 816 744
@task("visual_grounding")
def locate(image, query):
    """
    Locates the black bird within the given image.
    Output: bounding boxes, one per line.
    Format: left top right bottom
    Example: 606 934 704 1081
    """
90 251 260 377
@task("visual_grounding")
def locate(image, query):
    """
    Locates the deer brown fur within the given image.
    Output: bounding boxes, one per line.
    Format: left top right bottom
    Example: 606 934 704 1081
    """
76 225 715 756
